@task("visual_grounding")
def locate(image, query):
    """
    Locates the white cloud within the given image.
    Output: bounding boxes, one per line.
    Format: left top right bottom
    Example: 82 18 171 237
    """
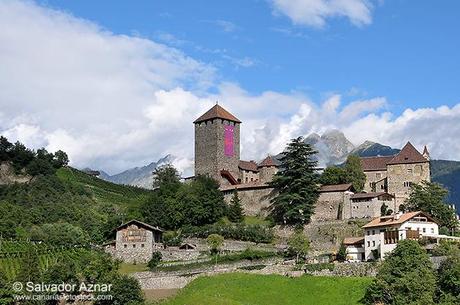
270 0 374 28
1 0 460 179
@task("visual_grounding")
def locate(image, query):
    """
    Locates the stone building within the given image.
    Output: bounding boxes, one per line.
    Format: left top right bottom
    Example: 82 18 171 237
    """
344 192 395 219
360 142 430 210
111 220 163 263
312 184 354 221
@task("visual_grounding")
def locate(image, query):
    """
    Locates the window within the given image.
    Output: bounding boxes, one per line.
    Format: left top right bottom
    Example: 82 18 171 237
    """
381 185 385 190
141 244 145 248
431 228 434 234
422 228 426 233
124 244 127 248
372 230 375 235
403 181 413 187
407 168 413 173
245 177 248 183
367 241 370 247
133 244 136 248
367 230 370 236
372 241 375 247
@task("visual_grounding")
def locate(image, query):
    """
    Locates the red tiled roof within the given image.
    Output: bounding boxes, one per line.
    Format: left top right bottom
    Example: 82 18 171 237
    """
387 142 427 165
194 104 241 124
319 183 353 193
239 160 259 172
117 219 163 232
258 155 278 168
360 142 428 171
351 192 394 200
343 237 364 245
362 211 436 228
360 155 394 171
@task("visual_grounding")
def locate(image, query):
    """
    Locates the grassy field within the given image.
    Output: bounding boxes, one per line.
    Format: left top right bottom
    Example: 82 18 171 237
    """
119 262 149 274
162 273 371 305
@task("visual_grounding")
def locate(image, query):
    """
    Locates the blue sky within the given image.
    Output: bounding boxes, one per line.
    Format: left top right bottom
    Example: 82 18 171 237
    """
40 0 460 114
1 0 460 174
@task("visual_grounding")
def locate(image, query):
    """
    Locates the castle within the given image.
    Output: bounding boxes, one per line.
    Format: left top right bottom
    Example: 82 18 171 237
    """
194 104 431 220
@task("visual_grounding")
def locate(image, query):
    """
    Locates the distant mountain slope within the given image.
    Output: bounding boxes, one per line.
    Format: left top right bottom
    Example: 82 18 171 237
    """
304 130 354 166
100 155 173 189
351 141 401 157
430 160 460 211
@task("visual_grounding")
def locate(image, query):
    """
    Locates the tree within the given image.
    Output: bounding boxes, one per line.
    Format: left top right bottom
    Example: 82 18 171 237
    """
0 136 12 162
437 249 460 302
405 181 457 230
344 154 366 192
380 203 393 216
95 274 145 305
206 234 224 255
287 230 310 263
147 252 162 270
269 137 319 226
336 242 347 262
319 166 347 185
363 240 436 305
53 150 69 168
177 175 226 227
152 164 181 191
228 191 244 223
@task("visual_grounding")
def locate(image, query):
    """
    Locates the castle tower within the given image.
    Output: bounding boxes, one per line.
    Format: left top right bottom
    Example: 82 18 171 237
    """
422 145 430 160
194 104 241 185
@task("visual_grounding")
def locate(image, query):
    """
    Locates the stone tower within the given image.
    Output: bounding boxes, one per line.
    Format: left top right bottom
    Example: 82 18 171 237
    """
194 104 241 185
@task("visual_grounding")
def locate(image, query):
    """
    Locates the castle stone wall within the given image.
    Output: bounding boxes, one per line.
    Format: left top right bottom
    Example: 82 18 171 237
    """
387 162 430 208
363 170 387 193
259 166 278 183
312 191 349 221
223 187 275 217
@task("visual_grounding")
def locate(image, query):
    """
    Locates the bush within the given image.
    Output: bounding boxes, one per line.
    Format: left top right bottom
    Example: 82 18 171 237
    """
147 251 162 270
182 223 274 243
162 231 183 247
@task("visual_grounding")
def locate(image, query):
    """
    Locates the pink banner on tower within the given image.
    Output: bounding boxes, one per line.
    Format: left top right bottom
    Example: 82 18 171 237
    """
224 125 234 157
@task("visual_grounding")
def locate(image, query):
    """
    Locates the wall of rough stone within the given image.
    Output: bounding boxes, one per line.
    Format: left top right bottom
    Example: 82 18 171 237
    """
312 191 351 221
113 226 162 264
259 166 278 183
363 170 387 193
195 119 240 184
343 197 395 219
223 187 276 216
387 162 430 208
240 169 260 183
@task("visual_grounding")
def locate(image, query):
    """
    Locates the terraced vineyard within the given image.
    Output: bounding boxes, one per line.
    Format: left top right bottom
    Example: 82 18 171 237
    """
0 240 87 280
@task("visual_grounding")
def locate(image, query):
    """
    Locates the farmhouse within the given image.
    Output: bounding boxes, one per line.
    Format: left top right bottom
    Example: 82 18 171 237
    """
108 219 163 263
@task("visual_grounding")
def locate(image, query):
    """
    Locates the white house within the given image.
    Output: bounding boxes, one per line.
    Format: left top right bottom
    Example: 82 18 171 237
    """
343 237 365 262
362 211 438 260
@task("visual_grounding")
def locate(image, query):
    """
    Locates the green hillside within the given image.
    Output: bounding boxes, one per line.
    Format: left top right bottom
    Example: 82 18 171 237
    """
163 273 371 305
0 167 153 243
431 160 460 213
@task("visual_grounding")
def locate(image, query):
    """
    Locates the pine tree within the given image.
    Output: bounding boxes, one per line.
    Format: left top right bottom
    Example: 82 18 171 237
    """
269 137 319 226
228 191 244 223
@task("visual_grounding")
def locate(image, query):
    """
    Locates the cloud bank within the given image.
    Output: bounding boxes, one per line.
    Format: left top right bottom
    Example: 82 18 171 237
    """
270 0 374 28
1 0 460 177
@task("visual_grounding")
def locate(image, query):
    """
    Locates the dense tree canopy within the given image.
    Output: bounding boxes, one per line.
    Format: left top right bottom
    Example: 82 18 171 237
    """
0 136 67 176
319 154 366 192
404 181 457 230
142 166 226 230
269 137 319 226
364 240 436 305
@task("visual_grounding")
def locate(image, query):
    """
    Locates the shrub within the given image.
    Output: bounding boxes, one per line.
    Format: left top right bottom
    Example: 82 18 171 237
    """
162 231 183 247
182 223 274 243
206 234 224 254
147 251 162 270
